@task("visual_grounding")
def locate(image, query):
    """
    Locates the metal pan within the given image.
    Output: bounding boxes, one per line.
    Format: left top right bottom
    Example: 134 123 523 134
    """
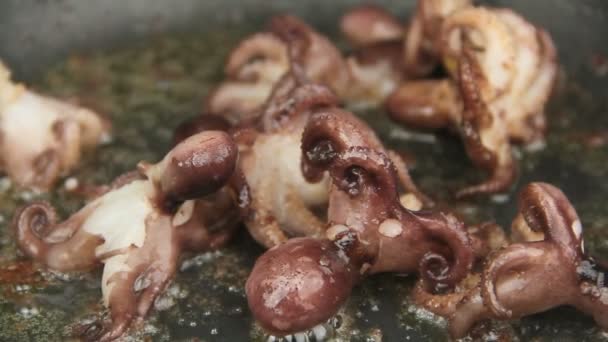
1 0 607 340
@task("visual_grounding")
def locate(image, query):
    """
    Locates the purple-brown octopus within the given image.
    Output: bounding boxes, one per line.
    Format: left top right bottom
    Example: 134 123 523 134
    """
386 5 558 197
245 108 475 337
181 23 429 249
13 130 240 341
413 182 608 338
0 61 110 190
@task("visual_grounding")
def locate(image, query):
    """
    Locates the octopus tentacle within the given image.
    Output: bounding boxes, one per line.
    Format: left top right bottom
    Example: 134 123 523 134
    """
300 109 362 182
515 28 556 142
403 0 471 77
261 77 338 132
301 108 429 204
411 277 467 317
385 79 459 130
14 202 102 271
224 33 288 79
142 130 238 210
340 5 404 47
439 6 516 96
268 15 312 64
280 190 326 238
455 48 515 197
98 268 141 342
413 212 473 288
480 244 538 318
387 150 434 207
246 237 357 335
415 182 608 338
172 114 231 146
519 182 584 259
206 33 288 123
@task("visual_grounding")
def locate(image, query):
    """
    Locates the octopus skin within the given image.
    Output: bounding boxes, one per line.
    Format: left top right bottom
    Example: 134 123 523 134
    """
206 15 350 124
13 131 239 341
414 182 608 338
0 61 109 190
387 6 557 197
339 0 470 82
181 32 429 249
209 12 418 117
245 108 474 336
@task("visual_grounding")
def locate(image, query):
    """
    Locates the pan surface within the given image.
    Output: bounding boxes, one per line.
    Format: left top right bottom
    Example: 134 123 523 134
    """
1 0 608 340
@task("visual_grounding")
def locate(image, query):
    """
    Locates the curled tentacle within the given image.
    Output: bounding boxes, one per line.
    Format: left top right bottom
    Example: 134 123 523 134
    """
268 15 313 65
439 6 516 97
455 48 515 197
387 150 434 207
414 211 474 289
224 33 288 80
518 182 584 261
329 147 400 204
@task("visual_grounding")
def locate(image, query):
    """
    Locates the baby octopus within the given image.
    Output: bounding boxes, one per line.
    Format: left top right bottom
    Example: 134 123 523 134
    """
13 131 239 341
181 25 429 249
340 0 470 80
387 6 557 197
413 182 608 338
206 14 350 124
245 108 474 337
0 61 109 190
208 11 421 117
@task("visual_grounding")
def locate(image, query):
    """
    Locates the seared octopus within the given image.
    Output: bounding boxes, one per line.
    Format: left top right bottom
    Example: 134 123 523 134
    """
0 61 109 190
206 14 350 124
414 182 608 338
387 4 557 197
340 0 471 79
208 12 423 117
181 22 429 249
7 2 601 341
245 108 475 337
13 131 240 341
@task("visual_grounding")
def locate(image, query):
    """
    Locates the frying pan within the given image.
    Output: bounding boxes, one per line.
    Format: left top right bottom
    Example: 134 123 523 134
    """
1 0 608 341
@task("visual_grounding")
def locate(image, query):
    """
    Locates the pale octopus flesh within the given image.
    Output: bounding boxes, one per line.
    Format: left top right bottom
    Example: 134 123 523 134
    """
0 61 109 190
